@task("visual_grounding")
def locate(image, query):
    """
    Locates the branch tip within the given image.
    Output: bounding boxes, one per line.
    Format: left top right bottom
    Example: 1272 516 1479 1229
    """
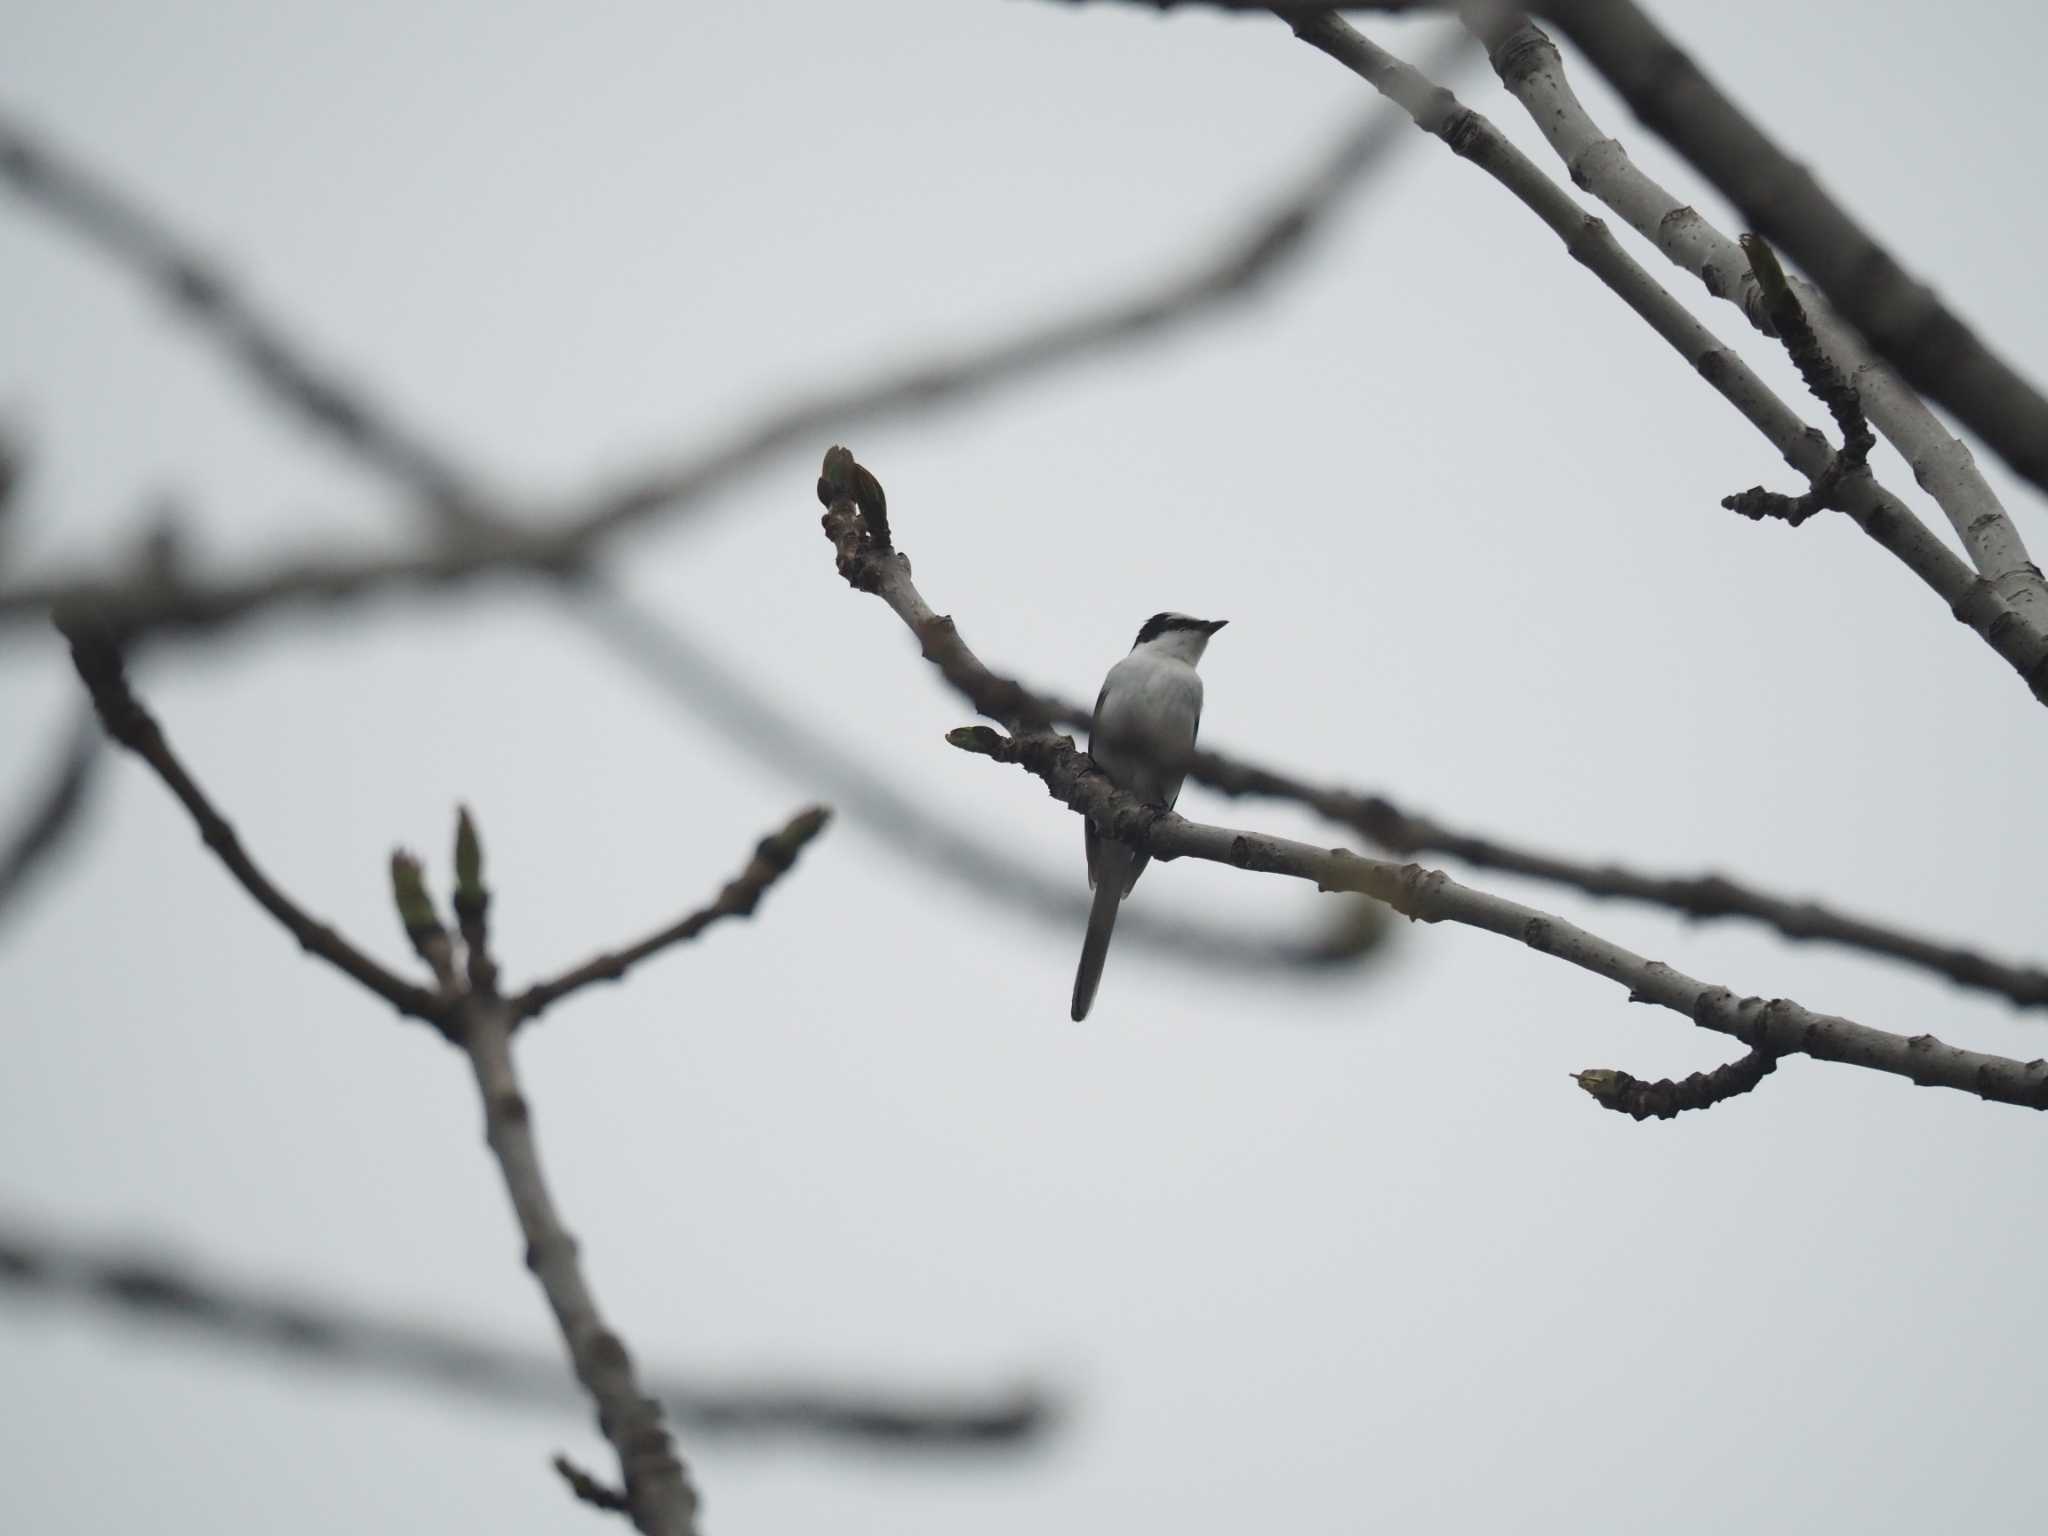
551 1451 631 1515
945 725 1008 756
388 850 440 939
1573 1048 1779 1121
513 803 834 1025
454 804 484 901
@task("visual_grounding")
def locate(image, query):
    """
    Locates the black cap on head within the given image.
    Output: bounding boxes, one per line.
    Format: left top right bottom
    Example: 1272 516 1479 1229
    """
1134 612 1228 646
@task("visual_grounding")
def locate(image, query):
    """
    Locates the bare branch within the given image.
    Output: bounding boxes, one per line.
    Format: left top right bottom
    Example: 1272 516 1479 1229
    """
1274 14 2048 706
0 1215 1052 1448
0 708 101 927
0 528 584 641
951 723 2048 1110
0 108 484 526
58 613 445 1026
1572 1048 1778 1122
1354 804 2048 1013
512 806 832 1025
820 447 2048 1110
1473 17 2048 624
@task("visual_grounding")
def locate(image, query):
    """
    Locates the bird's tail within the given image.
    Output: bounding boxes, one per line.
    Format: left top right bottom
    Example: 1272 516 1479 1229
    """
1071 856 1127 1021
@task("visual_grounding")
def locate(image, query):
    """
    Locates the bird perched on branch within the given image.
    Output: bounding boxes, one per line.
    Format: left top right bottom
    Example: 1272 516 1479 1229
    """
1072 612 1228 1021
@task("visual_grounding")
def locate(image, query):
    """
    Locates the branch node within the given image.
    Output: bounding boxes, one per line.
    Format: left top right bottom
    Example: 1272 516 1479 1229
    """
1718 234 1875 525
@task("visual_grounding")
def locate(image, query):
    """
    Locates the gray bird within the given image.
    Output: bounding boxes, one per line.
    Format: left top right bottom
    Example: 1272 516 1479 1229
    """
1071 612 1228 1021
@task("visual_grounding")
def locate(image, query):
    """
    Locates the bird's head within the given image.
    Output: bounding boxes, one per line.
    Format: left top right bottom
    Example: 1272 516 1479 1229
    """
1130 612 1228 665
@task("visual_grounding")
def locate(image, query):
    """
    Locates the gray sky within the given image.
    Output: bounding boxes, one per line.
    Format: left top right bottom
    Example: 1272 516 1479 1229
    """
4 2 2046 1532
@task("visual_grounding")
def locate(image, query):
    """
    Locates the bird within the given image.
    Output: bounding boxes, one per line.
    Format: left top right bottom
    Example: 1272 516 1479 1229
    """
1071 612 1228 1021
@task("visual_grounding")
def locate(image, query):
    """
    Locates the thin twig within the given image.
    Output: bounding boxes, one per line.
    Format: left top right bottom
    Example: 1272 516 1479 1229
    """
0 708 101 926
553 1453 633 1516
512 806 832 1025
1472 16 2048 624
1353 805 2048 1012
822 447 2048 1012
1571 1048 1778 1121
57 612 445 1026
0 109 485 527
1719 236 1874 526
0 1216 1054 1447
818 447 2048 1110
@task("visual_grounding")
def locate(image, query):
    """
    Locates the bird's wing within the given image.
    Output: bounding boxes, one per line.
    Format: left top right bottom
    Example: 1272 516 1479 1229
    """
1165 678 1203 812
1083 681 1110 887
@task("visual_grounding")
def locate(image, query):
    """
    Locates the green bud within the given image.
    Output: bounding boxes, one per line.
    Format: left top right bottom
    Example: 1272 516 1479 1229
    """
389 849 439 934
454 804 483 897
1571 1068 1622 1102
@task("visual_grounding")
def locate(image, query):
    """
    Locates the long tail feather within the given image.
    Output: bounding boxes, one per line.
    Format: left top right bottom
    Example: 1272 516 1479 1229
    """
1071 864 1125 1021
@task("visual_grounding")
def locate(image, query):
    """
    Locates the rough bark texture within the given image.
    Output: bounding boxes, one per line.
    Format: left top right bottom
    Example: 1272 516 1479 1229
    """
461 994 701 1536
954 725 2048 1110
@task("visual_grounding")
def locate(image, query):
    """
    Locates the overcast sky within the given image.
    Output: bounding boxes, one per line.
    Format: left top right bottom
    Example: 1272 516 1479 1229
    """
5 3 2047 1532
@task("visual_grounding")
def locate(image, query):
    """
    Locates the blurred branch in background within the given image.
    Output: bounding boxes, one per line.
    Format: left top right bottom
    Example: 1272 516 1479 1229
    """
819 445 2048 1112
1275 14 2048 707
61 616 447 1025
0 37 1464 972
0 707 100 927
0 1218 1054 1449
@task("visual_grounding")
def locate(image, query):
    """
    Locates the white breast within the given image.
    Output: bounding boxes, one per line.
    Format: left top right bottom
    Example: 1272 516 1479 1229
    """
1090 652 1203 807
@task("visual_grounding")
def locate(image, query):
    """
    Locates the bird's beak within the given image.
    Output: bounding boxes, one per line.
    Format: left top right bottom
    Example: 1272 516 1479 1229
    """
1204 619 1229 634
